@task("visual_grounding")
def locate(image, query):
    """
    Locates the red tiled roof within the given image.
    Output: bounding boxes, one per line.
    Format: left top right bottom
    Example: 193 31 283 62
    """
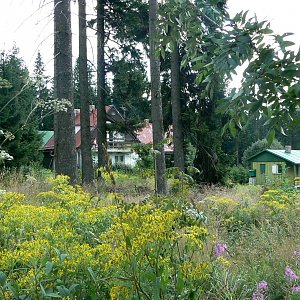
42 105 125 151
74 105 112 127
136 121 173 153
43 135 54 151
136 121 152 144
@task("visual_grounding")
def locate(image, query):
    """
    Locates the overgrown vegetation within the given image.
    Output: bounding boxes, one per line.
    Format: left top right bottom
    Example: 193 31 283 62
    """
0 171 299 299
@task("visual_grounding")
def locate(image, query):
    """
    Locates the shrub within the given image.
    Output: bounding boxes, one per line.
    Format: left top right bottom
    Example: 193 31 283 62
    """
97 203 210 299
132 143 154 169
226 164 249 184
0 175 211 299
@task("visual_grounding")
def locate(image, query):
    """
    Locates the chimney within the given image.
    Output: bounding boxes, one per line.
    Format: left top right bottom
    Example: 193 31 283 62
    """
285 145 292 153
144 119 149 126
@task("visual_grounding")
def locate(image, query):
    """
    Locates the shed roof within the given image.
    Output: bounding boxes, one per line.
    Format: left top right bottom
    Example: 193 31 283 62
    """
250 149 300 164
39 131 54 148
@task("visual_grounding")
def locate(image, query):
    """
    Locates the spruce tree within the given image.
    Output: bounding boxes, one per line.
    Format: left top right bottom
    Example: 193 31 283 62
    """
0 48 42 167
108 58 150 123
53 0 78 182
149 0 168 194
78 0 94 184
32 51 53 130
73 58 96 109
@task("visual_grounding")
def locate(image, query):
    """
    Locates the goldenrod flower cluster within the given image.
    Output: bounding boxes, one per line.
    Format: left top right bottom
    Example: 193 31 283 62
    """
0 175 210 299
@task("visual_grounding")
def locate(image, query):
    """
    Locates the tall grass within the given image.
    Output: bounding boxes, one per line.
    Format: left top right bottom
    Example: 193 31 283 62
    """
0 169 299 298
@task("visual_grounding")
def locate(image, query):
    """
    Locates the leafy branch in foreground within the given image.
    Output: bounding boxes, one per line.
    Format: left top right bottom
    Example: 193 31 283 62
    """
159 1 300 141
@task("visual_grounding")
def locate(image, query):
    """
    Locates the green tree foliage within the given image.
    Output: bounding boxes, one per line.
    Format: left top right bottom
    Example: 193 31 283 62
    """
87 0 149 82
234 116 271 164
159 0 233 182
107 58 150 123
132 143 153 169
189 91 236 183
242 138 283 168
32 51 53 130
157 0 300 182
0 48 42 167
73 58 96 109
94 0 149 127
86 0 149 169
104 0 149 52
181 10 300 140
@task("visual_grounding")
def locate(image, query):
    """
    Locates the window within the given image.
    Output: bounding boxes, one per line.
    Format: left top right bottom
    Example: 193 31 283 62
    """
115 155 124 163
272 164 282 174
260 164 266 174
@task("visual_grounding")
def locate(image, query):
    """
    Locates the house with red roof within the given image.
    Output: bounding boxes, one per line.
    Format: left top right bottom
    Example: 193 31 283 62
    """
136 119 173 154
41 105 139 168
40 106 173 169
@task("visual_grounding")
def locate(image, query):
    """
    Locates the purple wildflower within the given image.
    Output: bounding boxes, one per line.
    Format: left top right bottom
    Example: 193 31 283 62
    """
214 241 228 257
292 286 300 293
292 285 300 293
294 251 300 264
294 251 300 257
257 281 268 291
285 266 299 280
252 292 264 300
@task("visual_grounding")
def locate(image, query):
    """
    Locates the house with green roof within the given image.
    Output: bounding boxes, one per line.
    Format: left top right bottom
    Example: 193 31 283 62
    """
247 146 300 185
39 131 54 168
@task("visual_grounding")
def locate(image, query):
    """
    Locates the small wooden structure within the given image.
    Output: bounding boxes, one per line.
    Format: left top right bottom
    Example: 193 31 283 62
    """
247 147 300 185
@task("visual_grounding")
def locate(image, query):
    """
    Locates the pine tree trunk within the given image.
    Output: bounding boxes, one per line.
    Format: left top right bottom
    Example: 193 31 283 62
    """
53 0 78 183
171 42 185 171
97 0 107 169
149 0 168 194
78 0 94 184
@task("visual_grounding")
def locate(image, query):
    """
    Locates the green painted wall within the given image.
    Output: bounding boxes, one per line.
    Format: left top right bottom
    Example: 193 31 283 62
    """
251 161 297 184
249 151 300 185
249 152 286 163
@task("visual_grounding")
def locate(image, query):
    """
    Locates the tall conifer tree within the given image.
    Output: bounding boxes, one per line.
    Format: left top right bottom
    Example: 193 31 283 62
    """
53 0 78 182
33 51 53 131
78 0 94 184
0 48 41 167
149 0 168 194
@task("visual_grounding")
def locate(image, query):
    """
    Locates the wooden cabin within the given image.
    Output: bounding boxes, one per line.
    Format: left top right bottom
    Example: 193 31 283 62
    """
247 146 300 185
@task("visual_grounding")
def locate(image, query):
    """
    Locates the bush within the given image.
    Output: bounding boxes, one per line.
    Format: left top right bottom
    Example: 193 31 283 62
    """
226 164 249 184
132 143 154 169
0 176 211 299
111 162 134 174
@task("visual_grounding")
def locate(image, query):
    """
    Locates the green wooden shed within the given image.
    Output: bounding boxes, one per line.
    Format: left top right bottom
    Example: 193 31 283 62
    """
247 148 300 185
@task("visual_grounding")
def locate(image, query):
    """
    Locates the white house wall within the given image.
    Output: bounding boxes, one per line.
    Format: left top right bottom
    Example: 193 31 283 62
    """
89 150 139 168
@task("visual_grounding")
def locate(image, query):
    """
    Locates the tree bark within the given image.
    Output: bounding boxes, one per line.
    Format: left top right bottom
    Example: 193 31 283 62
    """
78 0 94 184
97 0 107 169
171 42 185 171
54 0 78 183
149 0 168 194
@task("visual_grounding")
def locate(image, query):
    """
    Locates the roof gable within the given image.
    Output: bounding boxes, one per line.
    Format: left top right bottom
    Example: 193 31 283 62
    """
248 149 300 164
74 105 117 127
136 121 173 153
